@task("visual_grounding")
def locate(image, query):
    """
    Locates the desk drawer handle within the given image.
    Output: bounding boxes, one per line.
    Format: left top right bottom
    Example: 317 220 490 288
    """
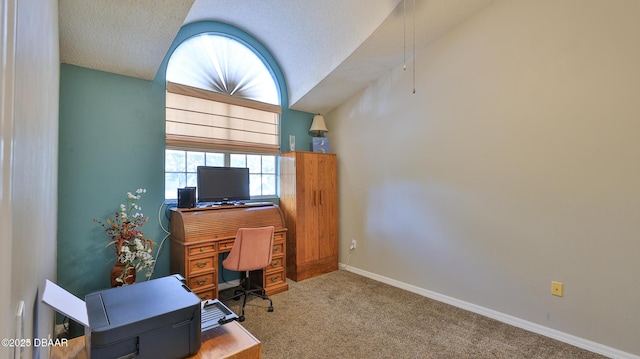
196 278 208 285
270 260 280 268
195 261 208 268
272 247 280 253
199 247 205 252
270 275 280 282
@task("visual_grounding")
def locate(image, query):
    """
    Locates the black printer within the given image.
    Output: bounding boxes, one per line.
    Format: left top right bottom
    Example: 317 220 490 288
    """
85 274 201 359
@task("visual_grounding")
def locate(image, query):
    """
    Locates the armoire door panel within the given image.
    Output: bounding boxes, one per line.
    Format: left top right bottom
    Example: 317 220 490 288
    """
280 151 338 281
298 153 319 264
318 155 338 259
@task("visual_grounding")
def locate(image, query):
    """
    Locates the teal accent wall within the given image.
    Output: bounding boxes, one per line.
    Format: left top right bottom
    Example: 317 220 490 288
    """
281 109 315 152
58 64 167 298
57 22 316 299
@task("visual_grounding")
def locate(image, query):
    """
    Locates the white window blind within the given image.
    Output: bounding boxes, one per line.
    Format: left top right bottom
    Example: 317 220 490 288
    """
166 82 281 154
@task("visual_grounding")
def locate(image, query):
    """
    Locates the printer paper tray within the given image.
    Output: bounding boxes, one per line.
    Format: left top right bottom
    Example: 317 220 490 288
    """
201 299 239 332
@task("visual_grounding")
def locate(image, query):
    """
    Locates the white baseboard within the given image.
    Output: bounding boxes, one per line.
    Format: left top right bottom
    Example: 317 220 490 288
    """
218 279 240 291
340 264 638 359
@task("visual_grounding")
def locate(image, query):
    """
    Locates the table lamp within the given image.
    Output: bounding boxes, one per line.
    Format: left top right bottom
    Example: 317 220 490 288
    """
310 114 330 153
309 114 328 137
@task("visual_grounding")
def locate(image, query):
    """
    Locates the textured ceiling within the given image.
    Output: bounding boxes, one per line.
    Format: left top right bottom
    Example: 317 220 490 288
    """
58 0 495 114
59 0 195 80
183 0 401 112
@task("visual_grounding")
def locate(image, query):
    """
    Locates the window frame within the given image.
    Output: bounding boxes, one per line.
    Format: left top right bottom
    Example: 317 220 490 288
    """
164 30 285 203
164 148 279 201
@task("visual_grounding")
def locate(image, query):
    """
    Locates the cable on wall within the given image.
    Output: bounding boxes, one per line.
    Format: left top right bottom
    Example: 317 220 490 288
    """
403 0 417 94
412 0 416 94
403 0 407 71
148 201 171 278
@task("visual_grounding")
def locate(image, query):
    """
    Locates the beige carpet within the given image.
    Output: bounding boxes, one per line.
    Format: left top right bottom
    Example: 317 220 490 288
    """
219 270 606 359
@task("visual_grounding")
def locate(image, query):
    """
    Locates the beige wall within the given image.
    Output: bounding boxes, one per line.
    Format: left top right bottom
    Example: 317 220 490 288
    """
1 0 59 357
331 0 639 356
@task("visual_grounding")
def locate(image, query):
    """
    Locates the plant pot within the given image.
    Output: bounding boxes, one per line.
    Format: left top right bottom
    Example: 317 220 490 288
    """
111 263 136 287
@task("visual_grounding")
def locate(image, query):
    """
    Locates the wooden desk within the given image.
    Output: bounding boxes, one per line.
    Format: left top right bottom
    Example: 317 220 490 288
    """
49 336 87 359
189 321 261 359
50 321 261 359
170 203 288 301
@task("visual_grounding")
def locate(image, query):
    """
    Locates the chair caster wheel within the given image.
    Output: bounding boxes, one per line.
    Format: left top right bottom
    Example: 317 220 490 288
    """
238 316 245 322
268 306 274 312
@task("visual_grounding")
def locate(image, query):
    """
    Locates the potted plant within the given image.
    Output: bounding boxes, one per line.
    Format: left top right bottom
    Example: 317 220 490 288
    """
94 188 155 286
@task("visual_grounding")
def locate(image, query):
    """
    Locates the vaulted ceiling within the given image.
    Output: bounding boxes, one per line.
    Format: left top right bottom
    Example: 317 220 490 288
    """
58 0 495 114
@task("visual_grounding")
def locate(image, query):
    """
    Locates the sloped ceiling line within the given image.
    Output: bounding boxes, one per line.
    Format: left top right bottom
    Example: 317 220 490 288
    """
58 0 495 114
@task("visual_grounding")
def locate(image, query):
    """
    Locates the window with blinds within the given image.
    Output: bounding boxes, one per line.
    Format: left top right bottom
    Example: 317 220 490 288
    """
166 82 281 154
164 32 282 200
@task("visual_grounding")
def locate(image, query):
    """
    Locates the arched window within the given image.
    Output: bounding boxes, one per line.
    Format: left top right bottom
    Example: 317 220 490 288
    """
167 33 279 105
164 33 281 200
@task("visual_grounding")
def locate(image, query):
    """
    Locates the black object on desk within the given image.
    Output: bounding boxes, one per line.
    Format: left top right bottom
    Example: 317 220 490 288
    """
178 187 197 208
85 275 202 359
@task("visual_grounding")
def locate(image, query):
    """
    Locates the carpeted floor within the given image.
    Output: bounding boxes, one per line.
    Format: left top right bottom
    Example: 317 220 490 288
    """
219 270 607 359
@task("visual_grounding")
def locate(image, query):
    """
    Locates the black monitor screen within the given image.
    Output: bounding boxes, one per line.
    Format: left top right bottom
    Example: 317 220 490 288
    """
197 166 250 203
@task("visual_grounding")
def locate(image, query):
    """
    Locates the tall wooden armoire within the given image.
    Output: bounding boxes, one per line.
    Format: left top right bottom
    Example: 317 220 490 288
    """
279 151 338 281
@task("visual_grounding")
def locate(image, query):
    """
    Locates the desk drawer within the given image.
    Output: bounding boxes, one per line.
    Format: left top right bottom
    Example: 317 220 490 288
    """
272 242 284 256
250 268 286 293
188 244 216 256
221 236 283 254
188 273 215 291
189 256 215 274
218 239 235 252
195 288 216 301
266 255 285 273
265 270 286 287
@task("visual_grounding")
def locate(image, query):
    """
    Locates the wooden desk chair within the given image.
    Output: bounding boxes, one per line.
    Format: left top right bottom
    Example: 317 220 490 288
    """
222 226 275 321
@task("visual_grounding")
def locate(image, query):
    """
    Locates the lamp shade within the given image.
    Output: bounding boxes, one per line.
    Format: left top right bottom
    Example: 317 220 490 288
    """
309 114 328 135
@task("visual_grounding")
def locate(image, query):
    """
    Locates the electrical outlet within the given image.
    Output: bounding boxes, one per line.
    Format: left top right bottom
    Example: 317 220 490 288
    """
551 281 563 297
350 239 357 250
